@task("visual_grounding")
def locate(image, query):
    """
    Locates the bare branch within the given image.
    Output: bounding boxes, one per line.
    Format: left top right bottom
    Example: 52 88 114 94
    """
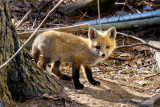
78 12 87 23
16 9 32 28
116 43 160 51
116 32 160 51
117 32 146 43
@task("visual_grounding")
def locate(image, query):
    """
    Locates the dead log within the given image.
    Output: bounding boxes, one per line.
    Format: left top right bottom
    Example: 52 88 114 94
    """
18 24 90 49
57 0 120 16
18 24 91 39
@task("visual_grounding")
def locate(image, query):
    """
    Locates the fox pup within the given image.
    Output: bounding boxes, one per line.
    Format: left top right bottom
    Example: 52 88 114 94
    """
32 27 117 89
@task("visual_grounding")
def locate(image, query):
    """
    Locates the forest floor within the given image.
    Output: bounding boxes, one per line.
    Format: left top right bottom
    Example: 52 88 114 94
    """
15 66 159 107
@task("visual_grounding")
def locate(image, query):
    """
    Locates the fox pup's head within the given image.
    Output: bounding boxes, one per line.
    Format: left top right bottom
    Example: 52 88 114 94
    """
88 27 117 58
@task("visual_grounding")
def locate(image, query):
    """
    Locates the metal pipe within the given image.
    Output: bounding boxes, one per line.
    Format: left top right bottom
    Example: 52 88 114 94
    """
93 17 160 30
75 9 160 25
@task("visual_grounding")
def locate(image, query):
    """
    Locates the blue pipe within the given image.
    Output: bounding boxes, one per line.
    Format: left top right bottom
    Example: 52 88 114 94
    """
75 9 160 25
93 17 160 30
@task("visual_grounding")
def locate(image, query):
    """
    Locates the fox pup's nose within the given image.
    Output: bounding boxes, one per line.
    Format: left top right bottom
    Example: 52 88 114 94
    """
102 54 105 57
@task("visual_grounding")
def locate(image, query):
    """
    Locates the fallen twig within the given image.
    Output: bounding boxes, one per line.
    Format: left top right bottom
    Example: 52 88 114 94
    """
115 2 136 13
117 32 146 43
79 10 94 19
116 43 160 51
78 11 87 23
125 4 136 13
16 9 32 28
117 32 160 51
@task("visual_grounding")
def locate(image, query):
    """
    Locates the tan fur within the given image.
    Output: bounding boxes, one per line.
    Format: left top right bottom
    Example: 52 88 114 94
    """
32 28 116 67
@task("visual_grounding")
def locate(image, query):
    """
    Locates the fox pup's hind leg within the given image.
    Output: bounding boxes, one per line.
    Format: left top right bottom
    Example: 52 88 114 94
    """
83 65 100 86
38 56 50 71
51 61 72 81
72 63 84 89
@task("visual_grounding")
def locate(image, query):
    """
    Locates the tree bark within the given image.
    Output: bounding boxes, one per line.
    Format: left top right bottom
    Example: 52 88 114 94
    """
0 0 62 106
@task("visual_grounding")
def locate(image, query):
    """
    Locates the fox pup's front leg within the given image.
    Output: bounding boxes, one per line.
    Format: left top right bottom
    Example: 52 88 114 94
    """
83 65 100 86
72 63 84 89
51 61 72 81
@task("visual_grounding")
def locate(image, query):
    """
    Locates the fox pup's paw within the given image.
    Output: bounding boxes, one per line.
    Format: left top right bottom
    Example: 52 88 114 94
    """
90 80 100 86
75 84 84 90
60 75 72 81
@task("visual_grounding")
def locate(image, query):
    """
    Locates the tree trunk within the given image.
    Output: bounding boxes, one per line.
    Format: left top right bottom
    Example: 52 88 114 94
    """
0 0 62 106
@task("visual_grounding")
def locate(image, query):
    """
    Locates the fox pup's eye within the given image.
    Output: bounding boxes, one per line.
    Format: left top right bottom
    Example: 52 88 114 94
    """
106 45 110 49
96 46 100 49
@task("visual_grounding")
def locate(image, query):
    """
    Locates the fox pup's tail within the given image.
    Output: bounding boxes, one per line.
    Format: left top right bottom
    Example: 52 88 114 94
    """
32 46 40 64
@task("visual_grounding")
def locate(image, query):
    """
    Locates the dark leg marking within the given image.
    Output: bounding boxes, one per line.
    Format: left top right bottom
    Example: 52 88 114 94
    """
83 65 100 86
72 63 84 89
51 61 72 81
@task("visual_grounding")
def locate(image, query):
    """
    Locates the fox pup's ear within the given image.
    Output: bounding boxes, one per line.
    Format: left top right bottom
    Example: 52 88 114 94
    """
88 27 98 40
106 27 117 39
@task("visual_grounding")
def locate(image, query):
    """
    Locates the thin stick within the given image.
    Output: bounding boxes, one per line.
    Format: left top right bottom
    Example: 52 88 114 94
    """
116 43 160 51
78 11 87 23
122 0 127 11
126 4 136 13
97 0 102 31
79 10 94 19
16 9 32 28
0 0 64 69
117 32 146 43
117 32 160 50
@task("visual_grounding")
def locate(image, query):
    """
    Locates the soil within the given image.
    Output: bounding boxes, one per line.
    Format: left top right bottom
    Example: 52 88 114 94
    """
61 71 156 107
